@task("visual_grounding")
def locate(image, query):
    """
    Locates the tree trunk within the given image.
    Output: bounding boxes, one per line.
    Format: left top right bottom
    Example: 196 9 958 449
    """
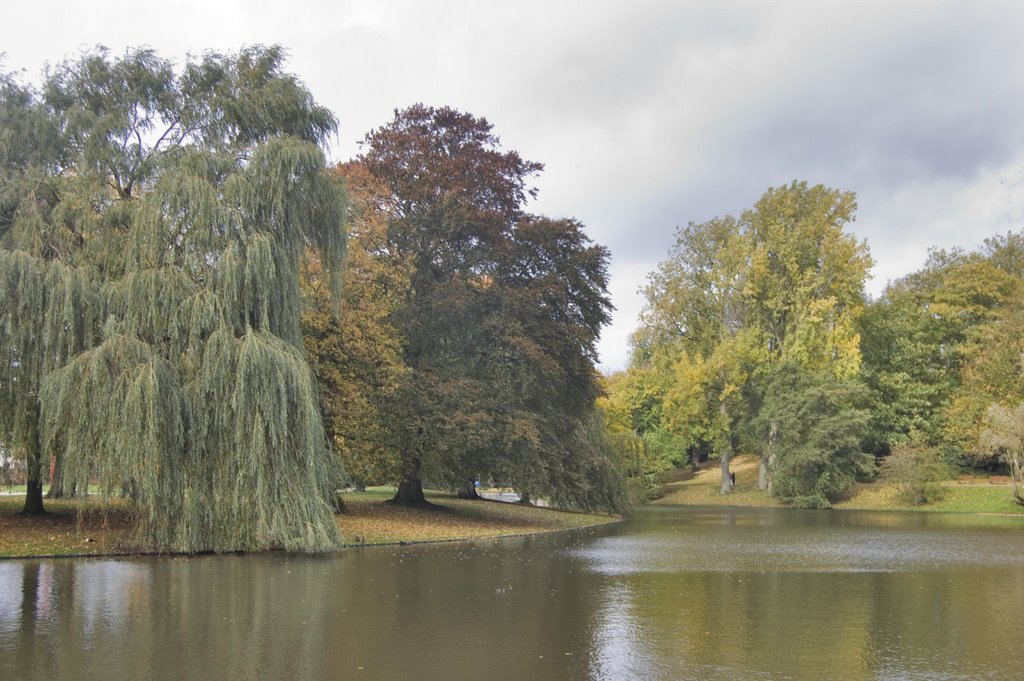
23 478 45 515
22 418 45 515
47 453 64 499
758 421 778 491
719 400 733 495
391 457 427 505
1011 453 1024 506
517 490 533 505
720 451 733 494
393 477 426 504
15 562 40 670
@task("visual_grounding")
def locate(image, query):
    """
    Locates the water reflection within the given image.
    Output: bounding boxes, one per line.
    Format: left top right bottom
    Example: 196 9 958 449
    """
574 507 1024 575
1 509 1022 681
73 561 152 638
0 563 23 639
574 507 1024 680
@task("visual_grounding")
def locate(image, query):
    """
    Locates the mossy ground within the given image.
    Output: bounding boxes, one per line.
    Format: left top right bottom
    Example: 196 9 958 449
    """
0 489 618 558
655 454 1024 514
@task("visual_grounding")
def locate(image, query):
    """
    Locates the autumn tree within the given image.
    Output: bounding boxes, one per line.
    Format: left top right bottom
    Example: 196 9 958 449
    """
662 336 756 494
599 366 688 502
358 105 619 510
634 182 871 496
860 244 1023 463
741 182 871 489
636 214 753 493
0 47 346 552
302 161 408 489
482 215 622 510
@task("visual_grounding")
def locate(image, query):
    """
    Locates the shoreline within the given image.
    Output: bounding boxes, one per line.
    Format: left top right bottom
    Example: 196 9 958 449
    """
5 461 1020 561
0 491 621 560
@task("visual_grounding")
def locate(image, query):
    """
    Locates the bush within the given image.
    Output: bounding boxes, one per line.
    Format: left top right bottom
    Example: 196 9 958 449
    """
883 440 948 506
758 364 874 507
790 494 832 509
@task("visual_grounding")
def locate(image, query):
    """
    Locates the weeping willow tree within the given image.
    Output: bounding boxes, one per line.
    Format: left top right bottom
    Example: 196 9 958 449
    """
0 46 347 552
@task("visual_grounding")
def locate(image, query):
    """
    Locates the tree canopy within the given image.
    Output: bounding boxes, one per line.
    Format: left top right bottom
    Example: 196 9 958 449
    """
622 177 1024 508
631 181 872 497
356 104 622 511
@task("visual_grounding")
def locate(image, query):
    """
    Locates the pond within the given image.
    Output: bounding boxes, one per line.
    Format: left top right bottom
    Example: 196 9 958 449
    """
2 506 1022 680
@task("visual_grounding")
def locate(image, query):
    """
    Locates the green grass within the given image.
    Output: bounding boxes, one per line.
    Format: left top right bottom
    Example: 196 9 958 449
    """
654 456 784 508
836 479 1024 514
655 455 1024 514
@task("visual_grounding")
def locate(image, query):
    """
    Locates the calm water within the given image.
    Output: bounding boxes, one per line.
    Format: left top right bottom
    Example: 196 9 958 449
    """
2 506 1023 681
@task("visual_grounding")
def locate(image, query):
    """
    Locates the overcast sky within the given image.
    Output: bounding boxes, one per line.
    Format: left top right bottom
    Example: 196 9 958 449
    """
3 0 1023 371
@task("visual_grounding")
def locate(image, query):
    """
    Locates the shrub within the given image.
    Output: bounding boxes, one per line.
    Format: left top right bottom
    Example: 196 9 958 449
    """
883 440 949 506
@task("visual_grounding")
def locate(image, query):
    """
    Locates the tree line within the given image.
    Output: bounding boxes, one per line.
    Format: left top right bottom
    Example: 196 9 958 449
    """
4 46 1021 556
0 46 623 553
605 181 1024 507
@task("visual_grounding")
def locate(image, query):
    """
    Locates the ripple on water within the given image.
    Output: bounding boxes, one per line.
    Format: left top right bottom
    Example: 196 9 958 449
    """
568 509 1024 575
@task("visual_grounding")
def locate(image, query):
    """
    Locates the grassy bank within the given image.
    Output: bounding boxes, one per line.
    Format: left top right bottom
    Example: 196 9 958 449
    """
0 490 618 558
655 455 1024 514
339 488 617 545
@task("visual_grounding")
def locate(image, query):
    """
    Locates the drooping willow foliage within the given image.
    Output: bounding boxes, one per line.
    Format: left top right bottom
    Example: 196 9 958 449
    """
0 46 347 552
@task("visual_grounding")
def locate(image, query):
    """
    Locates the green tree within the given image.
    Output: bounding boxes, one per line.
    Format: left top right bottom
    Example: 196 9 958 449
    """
635 215 746 361
756 363 873 508
860 246 1022 463
0 46 346 552
859 286 954 454
742 182 871 489
634 182 870 495
0 68 70 513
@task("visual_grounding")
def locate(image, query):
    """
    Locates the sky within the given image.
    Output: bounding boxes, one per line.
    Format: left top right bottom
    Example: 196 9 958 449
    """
3 0 1024 372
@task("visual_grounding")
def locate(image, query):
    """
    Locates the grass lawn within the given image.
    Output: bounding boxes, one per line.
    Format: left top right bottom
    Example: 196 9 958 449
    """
655 456 784 508
835 478 1024 514
337 487 619 545
655 455 1024 515
0 488 619 558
